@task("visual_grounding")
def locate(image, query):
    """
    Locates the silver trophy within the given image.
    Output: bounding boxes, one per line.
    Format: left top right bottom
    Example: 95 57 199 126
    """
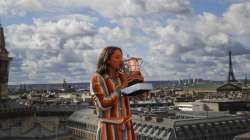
121 57 153 96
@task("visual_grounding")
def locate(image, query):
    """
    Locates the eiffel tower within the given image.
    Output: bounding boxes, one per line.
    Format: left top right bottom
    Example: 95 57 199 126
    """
227 50 237 83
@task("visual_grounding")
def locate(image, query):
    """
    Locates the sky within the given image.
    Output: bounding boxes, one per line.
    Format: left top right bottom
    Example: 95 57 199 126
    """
0 0 250 84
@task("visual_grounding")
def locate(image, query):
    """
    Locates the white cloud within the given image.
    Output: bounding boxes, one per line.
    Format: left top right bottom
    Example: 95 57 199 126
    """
0 0 43 16
6 14 102 84
81 0 192 18
223 2 250 45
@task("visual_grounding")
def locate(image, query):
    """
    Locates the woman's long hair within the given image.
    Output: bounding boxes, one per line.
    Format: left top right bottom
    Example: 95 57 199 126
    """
96 46 123 75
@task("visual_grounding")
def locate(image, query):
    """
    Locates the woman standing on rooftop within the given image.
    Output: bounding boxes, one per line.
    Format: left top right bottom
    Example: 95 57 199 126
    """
90 46 144 140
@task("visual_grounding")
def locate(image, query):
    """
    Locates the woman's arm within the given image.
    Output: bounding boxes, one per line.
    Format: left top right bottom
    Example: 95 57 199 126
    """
91 73 118 109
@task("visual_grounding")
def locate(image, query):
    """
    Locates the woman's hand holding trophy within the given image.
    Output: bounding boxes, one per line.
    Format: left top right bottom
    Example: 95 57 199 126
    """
118 72 144 89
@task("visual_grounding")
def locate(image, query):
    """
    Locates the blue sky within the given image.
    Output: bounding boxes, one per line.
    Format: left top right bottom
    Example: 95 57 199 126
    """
191 0 229 16
0 0 250 84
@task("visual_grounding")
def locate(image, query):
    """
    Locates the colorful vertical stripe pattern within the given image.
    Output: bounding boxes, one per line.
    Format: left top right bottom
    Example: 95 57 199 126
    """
90 73 136 140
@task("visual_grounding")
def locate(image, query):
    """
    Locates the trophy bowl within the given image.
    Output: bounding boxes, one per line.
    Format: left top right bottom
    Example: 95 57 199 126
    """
123 57 143 86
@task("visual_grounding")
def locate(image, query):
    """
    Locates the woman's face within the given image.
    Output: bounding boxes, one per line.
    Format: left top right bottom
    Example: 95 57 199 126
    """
108 49 123 70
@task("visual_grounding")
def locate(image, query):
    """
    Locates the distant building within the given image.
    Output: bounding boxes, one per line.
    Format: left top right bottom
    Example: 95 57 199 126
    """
217 83 242 92
0 24 12 99
62 79 76 92
195 99 250 113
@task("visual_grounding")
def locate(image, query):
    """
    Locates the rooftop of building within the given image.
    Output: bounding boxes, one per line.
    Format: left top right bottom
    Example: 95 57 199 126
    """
0 116 70 139
68 108 250 140
68 108 247 128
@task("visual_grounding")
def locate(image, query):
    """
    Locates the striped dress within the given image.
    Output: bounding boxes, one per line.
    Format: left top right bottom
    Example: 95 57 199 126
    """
90 72 135 140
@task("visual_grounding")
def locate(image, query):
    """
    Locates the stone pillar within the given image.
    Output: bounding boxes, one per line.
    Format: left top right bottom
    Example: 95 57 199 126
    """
0 58 12 99
0 25 12 99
